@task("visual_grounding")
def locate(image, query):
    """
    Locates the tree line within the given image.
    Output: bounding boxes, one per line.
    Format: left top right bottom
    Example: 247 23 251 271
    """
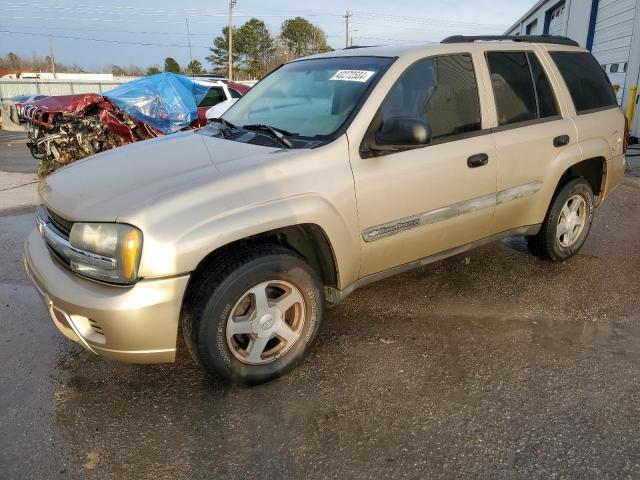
0 16 331 80
151 16 331 79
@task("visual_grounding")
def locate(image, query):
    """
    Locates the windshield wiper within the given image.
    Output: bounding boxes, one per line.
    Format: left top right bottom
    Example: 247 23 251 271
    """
209 117 239 137
241 124 294 149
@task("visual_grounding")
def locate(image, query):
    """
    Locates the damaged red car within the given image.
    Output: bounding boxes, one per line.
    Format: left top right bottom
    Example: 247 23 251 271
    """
22 73 249 176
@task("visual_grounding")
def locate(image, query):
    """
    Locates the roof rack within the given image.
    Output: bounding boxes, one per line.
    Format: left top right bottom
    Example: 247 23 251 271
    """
441 35 579 47
343 45 378 50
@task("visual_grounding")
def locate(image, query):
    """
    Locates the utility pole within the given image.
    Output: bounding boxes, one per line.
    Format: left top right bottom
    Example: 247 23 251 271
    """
343 11 352 48
185 18 194 70
228 0 236 80
48 37 57 78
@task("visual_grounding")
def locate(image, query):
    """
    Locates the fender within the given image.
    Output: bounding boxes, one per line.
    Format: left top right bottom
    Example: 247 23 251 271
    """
578 137 624 205
138 194 361 289
533 135 615 220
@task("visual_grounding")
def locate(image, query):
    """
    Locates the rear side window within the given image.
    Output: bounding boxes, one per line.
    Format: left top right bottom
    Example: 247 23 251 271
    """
550 52 618 114
198 87 226 107
379 54 481 141
487 51 558 126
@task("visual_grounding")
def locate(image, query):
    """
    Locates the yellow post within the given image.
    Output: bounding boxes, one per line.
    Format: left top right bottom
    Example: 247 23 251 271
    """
626 84 638 124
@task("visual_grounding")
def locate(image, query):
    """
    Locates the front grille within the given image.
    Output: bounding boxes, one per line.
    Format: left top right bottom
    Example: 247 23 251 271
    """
45 207 73 237
37 206 72 268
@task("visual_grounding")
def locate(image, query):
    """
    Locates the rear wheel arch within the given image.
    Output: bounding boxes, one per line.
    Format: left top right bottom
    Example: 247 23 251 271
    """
550 157 605 206
562 157 605 196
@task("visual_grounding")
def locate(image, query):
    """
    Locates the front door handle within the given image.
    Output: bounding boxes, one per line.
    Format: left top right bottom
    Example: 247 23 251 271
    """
553 135 570 147
467 153 489 168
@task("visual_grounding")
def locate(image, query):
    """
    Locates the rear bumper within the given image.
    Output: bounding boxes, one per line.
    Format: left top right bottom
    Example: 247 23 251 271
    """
24 228 190 363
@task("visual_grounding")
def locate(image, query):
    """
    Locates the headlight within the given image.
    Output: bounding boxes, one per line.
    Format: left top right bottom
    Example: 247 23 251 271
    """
69 223 143 284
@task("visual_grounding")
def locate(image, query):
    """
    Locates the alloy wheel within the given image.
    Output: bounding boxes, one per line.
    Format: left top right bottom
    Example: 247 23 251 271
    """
557 193 587 247
225 280 306 365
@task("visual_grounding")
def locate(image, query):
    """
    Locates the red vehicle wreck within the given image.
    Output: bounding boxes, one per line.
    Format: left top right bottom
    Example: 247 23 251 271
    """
23 74 249 177
25 93 159 175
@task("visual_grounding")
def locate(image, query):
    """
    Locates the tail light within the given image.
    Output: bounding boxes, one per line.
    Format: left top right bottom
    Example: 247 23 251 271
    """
624 117 629 154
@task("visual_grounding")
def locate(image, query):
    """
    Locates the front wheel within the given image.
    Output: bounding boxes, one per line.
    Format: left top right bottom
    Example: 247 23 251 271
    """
183 245 325 385
527 177 594 261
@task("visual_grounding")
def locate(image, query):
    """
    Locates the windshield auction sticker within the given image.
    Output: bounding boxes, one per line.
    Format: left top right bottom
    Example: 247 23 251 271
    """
330 70 376 82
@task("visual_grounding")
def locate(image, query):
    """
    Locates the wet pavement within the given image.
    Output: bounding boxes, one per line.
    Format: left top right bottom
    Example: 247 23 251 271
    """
1 143 640 479
0 131 39 174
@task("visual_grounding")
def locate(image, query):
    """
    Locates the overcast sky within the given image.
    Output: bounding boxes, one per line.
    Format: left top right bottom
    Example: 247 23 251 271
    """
1 0 535 70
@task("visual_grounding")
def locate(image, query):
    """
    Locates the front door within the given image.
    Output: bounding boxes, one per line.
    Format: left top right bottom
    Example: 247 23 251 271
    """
351 53 498 277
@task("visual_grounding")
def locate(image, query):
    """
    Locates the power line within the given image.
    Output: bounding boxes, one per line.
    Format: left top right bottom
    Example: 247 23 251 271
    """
0 29 212 49
3 2 232 17
3 2 347 18
2 5 339 21
0 23 209 36
352 20 505 33
352 11 508 29
1 15 228 25
353 36 438 44
3 3 507 28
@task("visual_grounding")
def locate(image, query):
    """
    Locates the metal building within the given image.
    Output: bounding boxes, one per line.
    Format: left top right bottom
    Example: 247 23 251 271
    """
506 0 640 136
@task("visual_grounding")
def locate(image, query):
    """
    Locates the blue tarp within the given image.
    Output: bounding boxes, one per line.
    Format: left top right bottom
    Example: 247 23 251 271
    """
103 73 209 134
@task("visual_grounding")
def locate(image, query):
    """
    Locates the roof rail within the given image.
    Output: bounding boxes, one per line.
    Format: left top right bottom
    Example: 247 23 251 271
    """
343 45 378 50
441 35 580 47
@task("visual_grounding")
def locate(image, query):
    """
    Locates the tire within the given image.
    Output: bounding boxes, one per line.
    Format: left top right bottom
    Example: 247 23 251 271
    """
182 245 325 385
527 177 594 261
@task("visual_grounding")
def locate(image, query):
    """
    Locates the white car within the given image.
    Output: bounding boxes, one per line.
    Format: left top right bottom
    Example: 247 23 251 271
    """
193 78 249 121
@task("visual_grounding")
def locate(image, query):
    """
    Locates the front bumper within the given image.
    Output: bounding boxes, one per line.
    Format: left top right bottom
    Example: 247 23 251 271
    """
24 228 190 363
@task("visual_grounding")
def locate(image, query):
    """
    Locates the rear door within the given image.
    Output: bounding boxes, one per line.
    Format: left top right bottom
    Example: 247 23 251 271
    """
486 48 578 233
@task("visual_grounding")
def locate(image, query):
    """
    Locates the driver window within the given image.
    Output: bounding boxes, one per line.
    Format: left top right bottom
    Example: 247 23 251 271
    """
380 54 482 141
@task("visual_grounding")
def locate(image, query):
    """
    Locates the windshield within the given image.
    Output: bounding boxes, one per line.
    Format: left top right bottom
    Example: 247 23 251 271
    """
222 56 394 139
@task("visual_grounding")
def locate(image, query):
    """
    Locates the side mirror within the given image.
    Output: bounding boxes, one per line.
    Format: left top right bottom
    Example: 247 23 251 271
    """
205 99 238 120
374 117 431 148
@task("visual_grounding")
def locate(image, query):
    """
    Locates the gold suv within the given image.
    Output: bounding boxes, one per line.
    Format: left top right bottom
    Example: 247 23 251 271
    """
24 35 628 384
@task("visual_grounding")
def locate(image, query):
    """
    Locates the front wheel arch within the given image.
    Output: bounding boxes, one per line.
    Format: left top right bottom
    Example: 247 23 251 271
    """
180 224 337 337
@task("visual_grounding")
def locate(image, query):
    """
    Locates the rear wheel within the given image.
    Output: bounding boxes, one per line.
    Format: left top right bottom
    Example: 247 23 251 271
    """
182 245 325 385
527 178 594 261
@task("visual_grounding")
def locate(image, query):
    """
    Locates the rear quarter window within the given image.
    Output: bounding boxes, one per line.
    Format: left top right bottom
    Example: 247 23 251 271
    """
550 52 618 114
198 87 226 108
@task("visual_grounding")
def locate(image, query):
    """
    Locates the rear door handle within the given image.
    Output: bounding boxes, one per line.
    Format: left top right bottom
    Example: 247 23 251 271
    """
553 135 570 147
467 153 489 168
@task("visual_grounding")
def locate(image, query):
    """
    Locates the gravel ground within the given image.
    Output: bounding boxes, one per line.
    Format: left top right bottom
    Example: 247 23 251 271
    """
1 139 639 479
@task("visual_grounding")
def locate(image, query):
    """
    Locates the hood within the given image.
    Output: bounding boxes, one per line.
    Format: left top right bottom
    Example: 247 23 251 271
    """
41 131 287 221
28 93 103 114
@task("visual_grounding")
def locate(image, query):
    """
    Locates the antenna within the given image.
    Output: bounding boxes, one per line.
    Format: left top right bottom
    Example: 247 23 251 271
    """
185 17 197 109
185 17 194 68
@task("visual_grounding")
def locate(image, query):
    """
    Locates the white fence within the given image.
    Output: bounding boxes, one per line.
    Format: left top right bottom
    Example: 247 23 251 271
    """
0 78 139 99
0 77 257 99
